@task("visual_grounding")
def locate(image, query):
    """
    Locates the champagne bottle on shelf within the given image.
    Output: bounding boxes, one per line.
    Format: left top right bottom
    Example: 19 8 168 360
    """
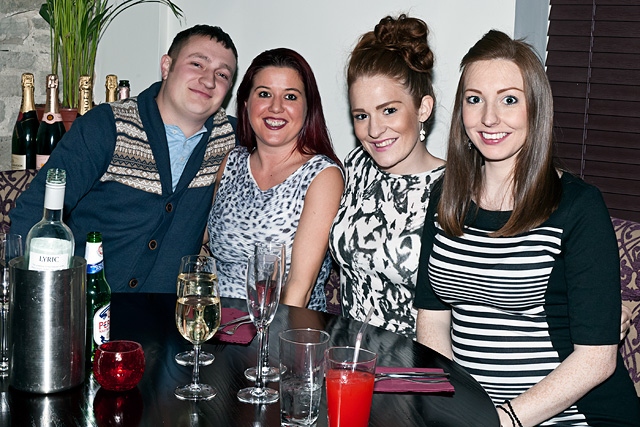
25 168 75 271
105 74 118 103
118 80 130 100
77 75 93 116
85 231 111 367
35 74 66 170
11 73 39 170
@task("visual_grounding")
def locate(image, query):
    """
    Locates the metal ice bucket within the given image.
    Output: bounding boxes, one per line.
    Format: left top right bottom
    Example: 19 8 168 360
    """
8 256 86 393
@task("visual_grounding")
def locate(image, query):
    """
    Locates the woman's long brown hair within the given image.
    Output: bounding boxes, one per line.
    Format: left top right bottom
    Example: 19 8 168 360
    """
438 30 562 237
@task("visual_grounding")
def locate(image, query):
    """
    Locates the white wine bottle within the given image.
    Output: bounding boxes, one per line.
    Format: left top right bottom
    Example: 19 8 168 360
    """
25 168 75 271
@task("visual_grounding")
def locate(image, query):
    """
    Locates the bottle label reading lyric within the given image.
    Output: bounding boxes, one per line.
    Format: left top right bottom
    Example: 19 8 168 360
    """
28 237 72 271
93 303 110 345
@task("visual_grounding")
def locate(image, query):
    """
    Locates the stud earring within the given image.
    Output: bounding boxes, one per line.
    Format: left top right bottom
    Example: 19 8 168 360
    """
419 127 426 142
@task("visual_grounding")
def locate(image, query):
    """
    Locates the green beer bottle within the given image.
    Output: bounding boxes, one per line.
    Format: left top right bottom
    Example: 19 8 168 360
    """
85 231 111 367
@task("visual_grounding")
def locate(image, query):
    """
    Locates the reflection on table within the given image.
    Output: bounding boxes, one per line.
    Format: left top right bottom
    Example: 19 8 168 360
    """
1 293 499 426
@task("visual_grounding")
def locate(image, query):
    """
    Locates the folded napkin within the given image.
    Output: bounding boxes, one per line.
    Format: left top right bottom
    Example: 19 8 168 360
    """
212 308 257 345
374 366 454 394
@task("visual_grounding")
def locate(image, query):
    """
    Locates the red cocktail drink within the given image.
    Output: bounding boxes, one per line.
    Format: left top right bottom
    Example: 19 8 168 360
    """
326 369 375 427
325 346 377 427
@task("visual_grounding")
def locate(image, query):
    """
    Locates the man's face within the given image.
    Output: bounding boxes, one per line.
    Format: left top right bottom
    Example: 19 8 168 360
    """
158 35 237 129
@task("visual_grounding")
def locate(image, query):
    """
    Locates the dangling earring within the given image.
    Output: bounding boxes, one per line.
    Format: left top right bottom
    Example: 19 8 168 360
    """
419 124 426 142
467 139 473 150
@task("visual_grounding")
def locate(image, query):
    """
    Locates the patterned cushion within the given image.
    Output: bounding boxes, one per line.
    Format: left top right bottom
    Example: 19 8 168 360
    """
0 169 37 234
325 259 341 315
613 217 640 396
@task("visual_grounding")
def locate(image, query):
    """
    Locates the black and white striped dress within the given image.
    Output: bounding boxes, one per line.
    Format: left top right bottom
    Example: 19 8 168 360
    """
415 173 640 426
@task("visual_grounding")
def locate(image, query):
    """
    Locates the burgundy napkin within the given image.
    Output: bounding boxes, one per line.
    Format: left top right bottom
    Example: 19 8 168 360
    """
212 308 257 345
374 366 454 394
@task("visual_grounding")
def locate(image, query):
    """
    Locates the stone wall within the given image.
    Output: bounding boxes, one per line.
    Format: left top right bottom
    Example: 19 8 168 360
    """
0 1 52 171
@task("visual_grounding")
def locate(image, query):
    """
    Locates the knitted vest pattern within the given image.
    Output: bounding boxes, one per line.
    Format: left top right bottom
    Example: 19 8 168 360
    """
100 98 235 194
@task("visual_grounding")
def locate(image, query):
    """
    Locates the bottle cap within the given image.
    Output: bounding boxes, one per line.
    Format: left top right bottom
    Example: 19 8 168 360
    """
46 168 66 185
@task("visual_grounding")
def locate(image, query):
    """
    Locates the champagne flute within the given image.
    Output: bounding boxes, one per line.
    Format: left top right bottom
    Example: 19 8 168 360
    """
174 255 220 400
245 241 286 383
0 233 23 376
237 253 283 404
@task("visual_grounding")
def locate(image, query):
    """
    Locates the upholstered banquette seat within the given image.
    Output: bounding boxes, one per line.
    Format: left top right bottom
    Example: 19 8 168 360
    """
614 217 640 396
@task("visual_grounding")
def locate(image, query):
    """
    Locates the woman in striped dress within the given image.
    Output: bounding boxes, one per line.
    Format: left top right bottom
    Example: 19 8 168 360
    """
415 30 640 426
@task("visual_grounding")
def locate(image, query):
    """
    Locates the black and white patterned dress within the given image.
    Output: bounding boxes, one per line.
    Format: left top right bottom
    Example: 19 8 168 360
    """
416 174 640 425
208 146 339 311
329 146 445 338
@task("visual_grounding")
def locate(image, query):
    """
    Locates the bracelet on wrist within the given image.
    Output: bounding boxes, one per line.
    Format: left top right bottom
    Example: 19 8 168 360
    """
504 400 523 427
496 405 515 427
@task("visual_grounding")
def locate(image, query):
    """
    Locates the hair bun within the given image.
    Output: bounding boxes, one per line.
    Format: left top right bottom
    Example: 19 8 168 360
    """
373 14 434 73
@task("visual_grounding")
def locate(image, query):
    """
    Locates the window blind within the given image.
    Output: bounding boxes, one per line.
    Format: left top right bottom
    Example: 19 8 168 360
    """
546 0 640 222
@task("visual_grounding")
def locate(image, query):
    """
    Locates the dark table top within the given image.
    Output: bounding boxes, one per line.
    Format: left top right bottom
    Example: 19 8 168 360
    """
1 293 499 426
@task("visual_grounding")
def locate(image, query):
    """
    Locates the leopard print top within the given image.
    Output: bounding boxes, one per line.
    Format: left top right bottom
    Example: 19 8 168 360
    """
208 146 340 311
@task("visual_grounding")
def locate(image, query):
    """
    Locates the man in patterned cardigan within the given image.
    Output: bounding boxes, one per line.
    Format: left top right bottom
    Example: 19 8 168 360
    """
10 25 238 293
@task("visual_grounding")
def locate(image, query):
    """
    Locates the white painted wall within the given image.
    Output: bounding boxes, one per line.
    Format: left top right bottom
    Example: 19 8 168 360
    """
96 1 526 161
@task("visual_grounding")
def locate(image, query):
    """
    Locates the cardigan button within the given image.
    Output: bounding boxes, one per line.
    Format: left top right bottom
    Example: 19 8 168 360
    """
148 240 158 250
165 203 173 212
128 278 138 288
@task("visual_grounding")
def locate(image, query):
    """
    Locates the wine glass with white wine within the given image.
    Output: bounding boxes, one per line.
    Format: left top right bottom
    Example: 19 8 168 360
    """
174 253 216 367
174 255 220 400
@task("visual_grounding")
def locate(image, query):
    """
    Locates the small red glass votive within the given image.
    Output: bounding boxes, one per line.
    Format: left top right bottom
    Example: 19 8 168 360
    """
93 340 145 392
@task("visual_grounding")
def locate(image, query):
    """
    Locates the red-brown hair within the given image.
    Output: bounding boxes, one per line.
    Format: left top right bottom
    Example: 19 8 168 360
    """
235 48 341 167
347 14 436 133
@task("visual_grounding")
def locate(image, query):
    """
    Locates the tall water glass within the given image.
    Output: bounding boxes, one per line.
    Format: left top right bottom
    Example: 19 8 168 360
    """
174 255 220 400
245 241 286 383
237 253 282 404
0 233 22 376
279 328 330 426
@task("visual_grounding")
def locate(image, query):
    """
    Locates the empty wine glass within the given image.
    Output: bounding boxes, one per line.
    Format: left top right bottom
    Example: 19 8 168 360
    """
237 253 283 404
174 255 221 400
245 241 286 383
0 233 23 376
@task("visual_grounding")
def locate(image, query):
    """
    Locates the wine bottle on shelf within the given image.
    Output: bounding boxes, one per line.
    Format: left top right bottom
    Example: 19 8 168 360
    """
11 73 39 170
77 75 93 116
118 80 130 100
84 231 111 367
35 74 66 170
25 168 75 271
105 74 118 103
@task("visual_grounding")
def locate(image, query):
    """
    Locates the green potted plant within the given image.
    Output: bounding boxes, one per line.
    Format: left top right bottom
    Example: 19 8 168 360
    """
39 0 183 110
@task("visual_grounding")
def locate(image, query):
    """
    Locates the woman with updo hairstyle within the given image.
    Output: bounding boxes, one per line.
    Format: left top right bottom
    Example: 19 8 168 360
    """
329 14 445 339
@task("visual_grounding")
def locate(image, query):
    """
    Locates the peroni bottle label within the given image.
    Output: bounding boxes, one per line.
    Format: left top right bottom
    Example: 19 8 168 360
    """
92 303 110 346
